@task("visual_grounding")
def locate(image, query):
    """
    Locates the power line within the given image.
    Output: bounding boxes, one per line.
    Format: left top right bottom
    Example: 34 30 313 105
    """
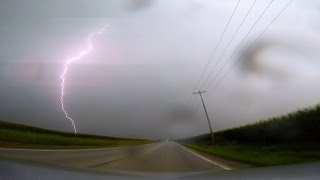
193 0 276 111
207 0 294 94
188 0 241 105
204 0 276 90
191 0 257 108
199 0 258 90
194 97 203 113
191 94 199 107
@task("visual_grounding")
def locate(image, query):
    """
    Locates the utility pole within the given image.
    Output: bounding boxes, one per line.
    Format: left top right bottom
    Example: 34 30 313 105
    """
193 91 214 143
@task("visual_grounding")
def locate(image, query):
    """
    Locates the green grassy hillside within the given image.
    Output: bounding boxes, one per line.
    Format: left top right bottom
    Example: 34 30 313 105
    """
0 121 151 149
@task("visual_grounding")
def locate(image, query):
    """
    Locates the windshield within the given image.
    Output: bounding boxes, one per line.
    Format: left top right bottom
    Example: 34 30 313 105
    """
1 0 320 178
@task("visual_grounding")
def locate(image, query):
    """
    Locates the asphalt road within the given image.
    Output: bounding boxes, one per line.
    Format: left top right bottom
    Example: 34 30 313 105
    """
0 141 230 172
2 159 320 180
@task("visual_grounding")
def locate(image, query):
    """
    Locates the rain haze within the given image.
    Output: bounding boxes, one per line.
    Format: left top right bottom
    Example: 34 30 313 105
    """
0 0 320 139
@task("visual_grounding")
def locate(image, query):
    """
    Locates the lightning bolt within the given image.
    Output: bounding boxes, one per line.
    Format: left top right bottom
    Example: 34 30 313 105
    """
60 25 108 133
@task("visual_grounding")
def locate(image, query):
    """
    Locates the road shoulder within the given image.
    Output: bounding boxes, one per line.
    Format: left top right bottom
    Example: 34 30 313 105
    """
179 143 254 170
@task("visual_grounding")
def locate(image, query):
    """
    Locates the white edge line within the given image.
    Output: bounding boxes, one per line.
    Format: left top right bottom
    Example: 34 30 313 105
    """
175 142 232 170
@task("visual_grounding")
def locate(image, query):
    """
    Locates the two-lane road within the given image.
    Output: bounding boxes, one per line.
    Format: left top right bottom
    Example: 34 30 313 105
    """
0 141 230 172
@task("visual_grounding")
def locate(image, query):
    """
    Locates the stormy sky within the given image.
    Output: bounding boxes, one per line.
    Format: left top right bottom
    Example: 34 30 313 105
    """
0 0 320 139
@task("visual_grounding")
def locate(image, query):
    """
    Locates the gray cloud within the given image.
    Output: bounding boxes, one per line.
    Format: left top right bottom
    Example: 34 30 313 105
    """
0 0 320 139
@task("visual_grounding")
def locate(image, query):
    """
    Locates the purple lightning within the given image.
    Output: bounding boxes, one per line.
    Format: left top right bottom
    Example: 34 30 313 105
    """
60 25 108 133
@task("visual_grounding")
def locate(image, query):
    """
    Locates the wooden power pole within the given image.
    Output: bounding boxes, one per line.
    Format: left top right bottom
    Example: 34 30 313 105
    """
193 91 214 143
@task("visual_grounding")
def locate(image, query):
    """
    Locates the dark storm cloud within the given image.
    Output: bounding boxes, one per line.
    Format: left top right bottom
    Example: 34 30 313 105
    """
167 105 197 122
0 63 205 139
238 31 320 79
126 0 154 11
1 0 320 139
0 0 154 18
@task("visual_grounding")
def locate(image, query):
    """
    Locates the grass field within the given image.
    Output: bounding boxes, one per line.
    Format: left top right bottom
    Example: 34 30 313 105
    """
186 143 320 166
181 104 320 166
0 121 151 149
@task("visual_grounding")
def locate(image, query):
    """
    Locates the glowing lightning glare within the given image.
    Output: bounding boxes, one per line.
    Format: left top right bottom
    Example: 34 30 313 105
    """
60 25 109 133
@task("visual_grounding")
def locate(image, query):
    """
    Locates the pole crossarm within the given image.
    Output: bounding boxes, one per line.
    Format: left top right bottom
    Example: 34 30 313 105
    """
193 90 207 94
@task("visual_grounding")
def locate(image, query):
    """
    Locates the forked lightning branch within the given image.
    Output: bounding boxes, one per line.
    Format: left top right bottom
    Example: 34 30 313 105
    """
60 25 108 133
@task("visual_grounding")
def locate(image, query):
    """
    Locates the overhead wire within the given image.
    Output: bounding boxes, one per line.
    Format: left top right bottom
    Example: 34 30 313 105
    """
188 0 241 105
194 0 277 111
198 0 259 91
191 0 257 109
203 0 275 90
206 0 294 95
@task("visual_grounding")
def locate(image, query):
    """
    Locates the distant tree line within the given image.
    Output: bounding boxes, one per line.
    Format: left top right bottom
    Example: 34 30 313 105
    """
183 105 320 144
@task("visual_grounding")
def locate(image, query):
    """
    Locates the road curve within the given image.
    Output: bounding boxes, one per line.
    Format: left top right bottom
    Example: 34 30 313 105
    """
0 141 230 172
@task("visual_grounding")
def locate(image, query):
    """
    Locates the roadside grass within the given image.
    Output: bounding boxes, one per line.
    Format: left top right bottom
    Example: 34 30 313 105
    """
185 143 320 167
0 121 151 149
